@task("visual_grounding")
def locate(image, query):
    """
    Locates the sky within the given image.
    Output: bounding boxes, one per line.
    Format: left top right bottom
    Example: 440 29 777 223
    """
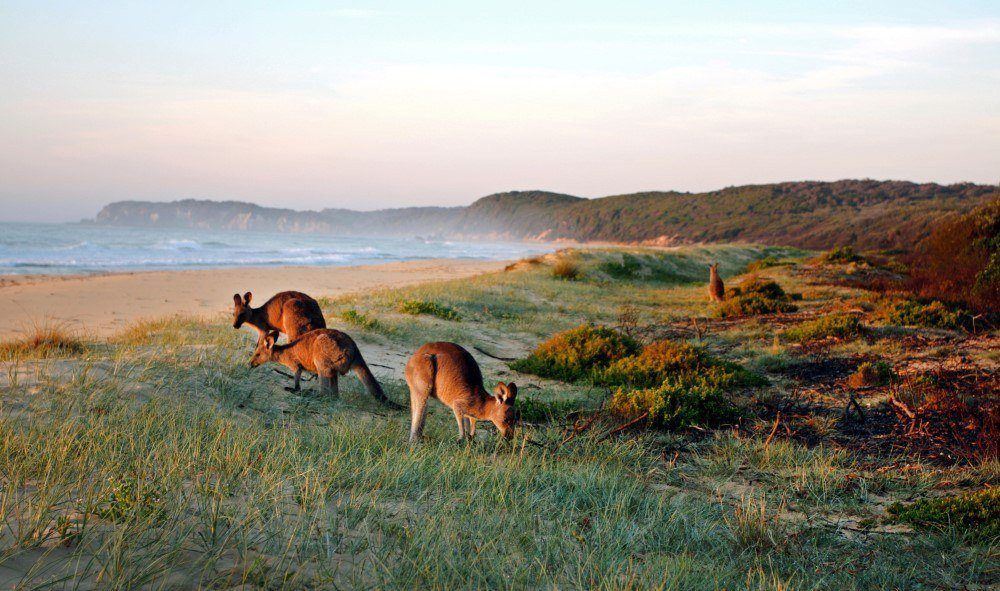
1 1 998 222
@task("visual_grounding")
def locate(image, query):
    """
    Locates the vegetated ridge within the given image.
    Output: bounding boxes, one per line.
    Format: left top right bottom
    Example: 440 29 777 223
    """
92 180 997 251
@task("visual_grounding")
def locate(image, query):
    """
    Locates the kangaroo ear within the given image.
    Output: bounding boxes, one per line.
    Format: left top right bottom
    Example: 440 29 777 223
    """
243 292 253 305
233 293 243 306
264 331 277 349
494 382 516 404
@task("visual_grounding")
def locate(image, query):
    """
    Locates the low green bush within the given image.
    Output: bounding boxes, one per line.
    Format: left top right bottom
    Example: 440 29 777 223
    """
886 488 999 543
784 314 866 342
847 361 897 388
397 299 461 321
511 325 639 382
514 328 762 429
874 297 964 330
609 377 737 429
716 277 798 318
822 246 865 264
595 340 763 390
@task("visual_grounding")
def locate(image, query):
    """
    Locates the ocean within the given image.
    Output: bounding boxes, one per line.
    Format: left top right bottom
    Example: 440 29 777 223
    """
0 222 549 275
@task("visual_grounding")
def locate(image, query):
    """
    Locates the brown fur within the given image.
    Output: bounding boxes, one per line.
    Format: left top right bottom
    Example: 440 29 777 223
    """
250 329 402 409
404 342 518 443
232 291 326 340
708 263 725 302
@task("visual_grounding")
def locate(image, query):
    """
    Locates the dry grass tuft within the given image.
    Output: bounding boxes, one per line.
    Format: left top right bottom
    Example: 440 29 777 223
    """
551 258 581 280
0 321 86 358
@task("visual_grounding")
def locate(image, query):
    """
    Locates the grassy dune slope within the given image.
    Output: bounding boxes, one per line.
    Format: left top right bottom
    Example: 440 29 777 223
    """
1 246 996 590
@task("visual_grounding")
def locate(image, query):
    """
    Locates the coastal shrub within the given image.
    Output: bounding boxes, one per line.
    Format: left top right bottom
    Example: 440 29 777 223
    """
552 258 581 280
510 325 639 382
608 377 737 429
821 246 865 264
846 361 897 388
716 277 797 318
908 197 999 315
340 309 382 331
886 488 999 543
398 299 461 321
874 297 963 330
0 323 86 359
784 314 866 342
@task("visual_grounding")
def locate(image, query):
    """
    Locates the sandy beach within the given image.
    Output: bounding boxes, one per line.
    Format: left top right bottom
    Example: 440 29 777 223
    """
0 259 509 338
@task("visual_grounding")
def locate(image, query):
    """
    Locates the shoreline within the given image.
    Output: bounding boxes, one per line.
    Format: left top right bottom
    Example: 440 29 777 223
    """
0 259 511 338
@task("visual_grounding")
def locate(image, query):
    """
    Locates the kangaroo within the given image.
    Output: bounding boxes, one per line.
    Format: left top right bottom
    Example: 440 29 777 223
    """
233 291 326 390
708 263 725 302
250 329 403 409
405 342 519 443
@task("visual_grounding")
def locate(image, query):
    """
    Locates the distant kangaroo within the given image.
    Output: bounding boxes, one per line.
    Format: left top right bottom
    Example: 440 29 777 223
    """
405 342 519 443
250 329 403 409
708 263 725 302
233 291 326 390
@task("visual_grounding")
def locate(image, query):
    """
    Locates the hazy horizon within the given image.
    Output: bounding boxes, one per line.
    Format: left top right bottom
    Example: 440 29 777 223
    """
2 1 999 222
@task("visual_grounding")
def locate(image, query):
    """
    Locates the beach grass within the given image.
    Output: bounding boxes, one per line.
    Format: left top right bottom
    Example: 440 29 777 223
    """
0 244 995 590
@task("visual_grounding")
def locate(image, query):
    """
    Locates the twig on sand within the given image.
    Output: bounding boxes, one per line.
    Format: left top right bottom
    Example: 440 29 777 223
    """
597 412 649 442
473 345 517 362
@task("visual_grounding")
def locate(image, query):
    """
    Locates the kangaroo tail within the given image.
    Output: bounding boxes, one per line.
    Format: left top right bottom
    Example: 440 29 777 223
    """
353 358 404 410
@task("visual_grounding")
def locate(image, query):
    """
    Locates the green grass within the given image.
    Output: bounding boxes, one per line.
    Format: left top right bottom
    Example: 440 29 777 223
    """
0 244 993 590
397 299 462 321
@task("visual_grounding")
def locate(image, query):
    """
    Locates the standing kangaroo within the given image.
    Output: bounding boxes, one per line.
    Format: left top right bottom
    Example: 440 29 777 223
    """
250 329 403 409
708 263 725 302
233 291 326 390
405 342 519 443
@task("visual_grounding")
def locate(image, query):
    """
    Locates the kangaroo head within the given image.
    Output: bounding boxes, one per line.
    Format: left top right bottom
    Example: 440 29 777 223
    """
709 262 718 272
249 330 278 368
232 292 253 329
490 382 520 438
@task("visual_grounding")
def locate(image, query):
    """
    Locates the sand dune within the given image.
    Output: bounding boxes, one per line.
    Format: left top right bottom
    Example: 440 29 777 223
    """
0 259 508 338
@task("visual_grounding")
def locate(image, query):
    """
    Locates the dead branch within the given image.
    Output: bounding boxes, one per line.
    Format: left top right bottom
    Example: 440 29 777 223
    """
597 412 649 442
763 412 781 449
557 410 602 448
888 395 916 420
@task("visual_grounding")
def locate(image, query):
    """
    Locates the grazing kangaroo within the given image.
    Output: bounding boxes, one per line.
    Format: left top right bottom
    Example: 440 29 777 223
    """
250 329 403 409
405 342 519 443
233 291 326 390
708 263 725 302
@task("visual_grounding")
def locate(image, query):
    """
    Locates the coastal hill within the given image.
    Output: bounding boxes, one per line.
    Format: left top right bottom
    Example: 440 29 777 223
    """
92 180 996 251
